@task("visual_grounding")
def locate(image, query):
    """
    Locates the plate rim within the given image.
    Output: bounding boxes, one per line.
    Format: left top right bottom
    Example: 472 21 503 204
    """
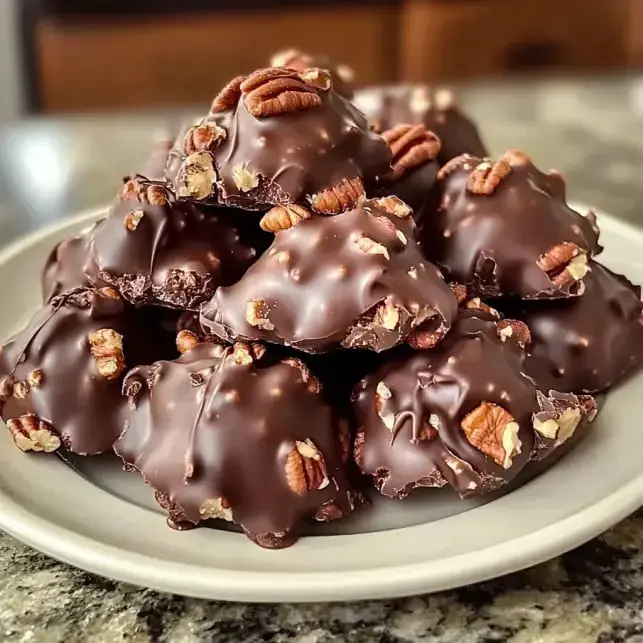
1 205 642 603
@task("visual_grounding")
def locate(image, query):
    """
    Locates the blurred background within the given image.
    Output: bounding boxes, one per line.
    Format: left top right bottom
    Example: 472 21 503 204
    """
1 0 642 119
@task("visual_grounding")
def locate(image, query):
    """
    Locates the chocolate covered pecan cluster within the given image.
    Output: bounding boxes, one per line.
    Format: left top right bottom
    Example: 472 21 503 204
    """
3 55 639 551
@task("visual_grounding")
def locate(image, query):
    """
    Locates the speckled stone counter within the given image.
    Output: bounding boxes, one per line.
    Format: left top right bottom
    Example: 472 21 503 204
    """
1 75 643 643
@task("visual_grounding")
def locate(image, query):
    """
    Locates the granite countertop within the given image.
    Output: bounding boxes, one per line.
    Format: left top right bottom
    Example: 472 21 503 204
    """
1 75 643 642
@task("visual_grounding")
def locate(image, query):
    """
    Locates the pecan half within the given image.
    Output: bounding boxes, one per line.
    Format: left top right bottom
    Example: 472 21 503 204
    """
496 319 531 347
183 123 227 154
176 152 217 200
371 195 412 219
88 328 125 380
437 154 477 181
382 124 441 178
260 203 312 232
210 75 245 114
537 242 589 287
461 402 522 469
241 68 322 117
12 381 30 399
285 439 329 495
199 497 233 522
467 158 512 195
309 177 365 215
7 415 60 453
245 299 275 331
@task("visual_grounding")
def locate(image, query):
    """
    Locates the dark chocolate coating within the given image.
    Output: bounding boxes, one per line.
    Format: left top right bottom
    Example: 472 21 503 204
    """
41 220 104 303
115 344 357 548
0 288 167 455
374 160 440 232
353 85 488 166
88 177 259 310
201 198 458 354
505 262 643 394
169 85 392 212
353 310 596 499
421 154 601 299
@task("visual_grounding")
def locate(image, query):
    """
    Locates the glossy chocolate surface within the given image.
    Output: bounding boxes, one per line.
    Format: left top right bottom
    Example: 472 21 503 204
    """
115 343 356 548
0 288 167 455
201 198 457 353
168 75 392 212
353 310 596 499
506 262 643 393
41 220 104 302
88 177 260 310
353 85 488 166
421 153 601 299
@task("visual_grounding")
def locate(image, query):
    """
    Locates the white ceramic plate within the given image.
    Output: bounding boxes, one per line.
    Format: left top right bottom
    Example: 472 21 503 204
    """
1 205 642 603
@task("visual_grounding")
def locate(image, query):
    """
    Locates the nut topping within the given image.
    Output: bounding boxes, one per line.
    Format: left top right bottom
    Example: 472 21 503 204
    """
299 68 332 91
285 438 329 495
199 497 233 522
245 299 275 331
232 163 260 192
176 330 200 355
467 158 512 195
124 209 144 232
7 415 61 453
12 381 30 399
260 203 312 233
375 297 400 330
461 402 522 469
176 152 217 200
118 178 169 206
241 68 322 117
233 341 266 366
372 195 412 219
183 123 227 154
88 328 125 380
382 124 441 178
496 319 531 347
537 242 588 287
309 177 365 215
210 75 245 114
355 235 390 260
533 407 581 446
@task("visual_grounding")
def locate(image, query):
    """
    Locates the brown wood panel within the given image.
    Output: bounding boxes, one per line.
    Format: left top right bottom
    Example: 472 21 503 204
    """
36 6 399 112
401 0 628 82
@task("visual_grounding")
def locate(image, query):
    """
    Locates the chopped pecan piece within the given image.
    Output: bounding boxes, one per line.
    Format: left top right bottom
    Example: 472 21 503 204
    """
88 328 125 380
7 415 61 453
461 402 522 469
284 439 329 495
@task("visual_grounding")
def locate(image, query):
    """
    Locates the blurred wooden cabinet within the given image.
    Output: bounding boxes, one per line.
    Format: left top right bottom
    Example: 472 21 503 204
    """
27 0 642 113
401 0 630 81
35 5 399 112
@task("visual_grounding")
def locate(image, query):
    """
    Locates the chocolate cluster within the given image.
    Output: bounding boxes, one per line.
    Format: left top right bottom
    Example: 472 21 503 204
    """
353 307 596 499
0 287 170 455
421 151 601 299
115 342 358 548
3 51 641 549
201 197 457 353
